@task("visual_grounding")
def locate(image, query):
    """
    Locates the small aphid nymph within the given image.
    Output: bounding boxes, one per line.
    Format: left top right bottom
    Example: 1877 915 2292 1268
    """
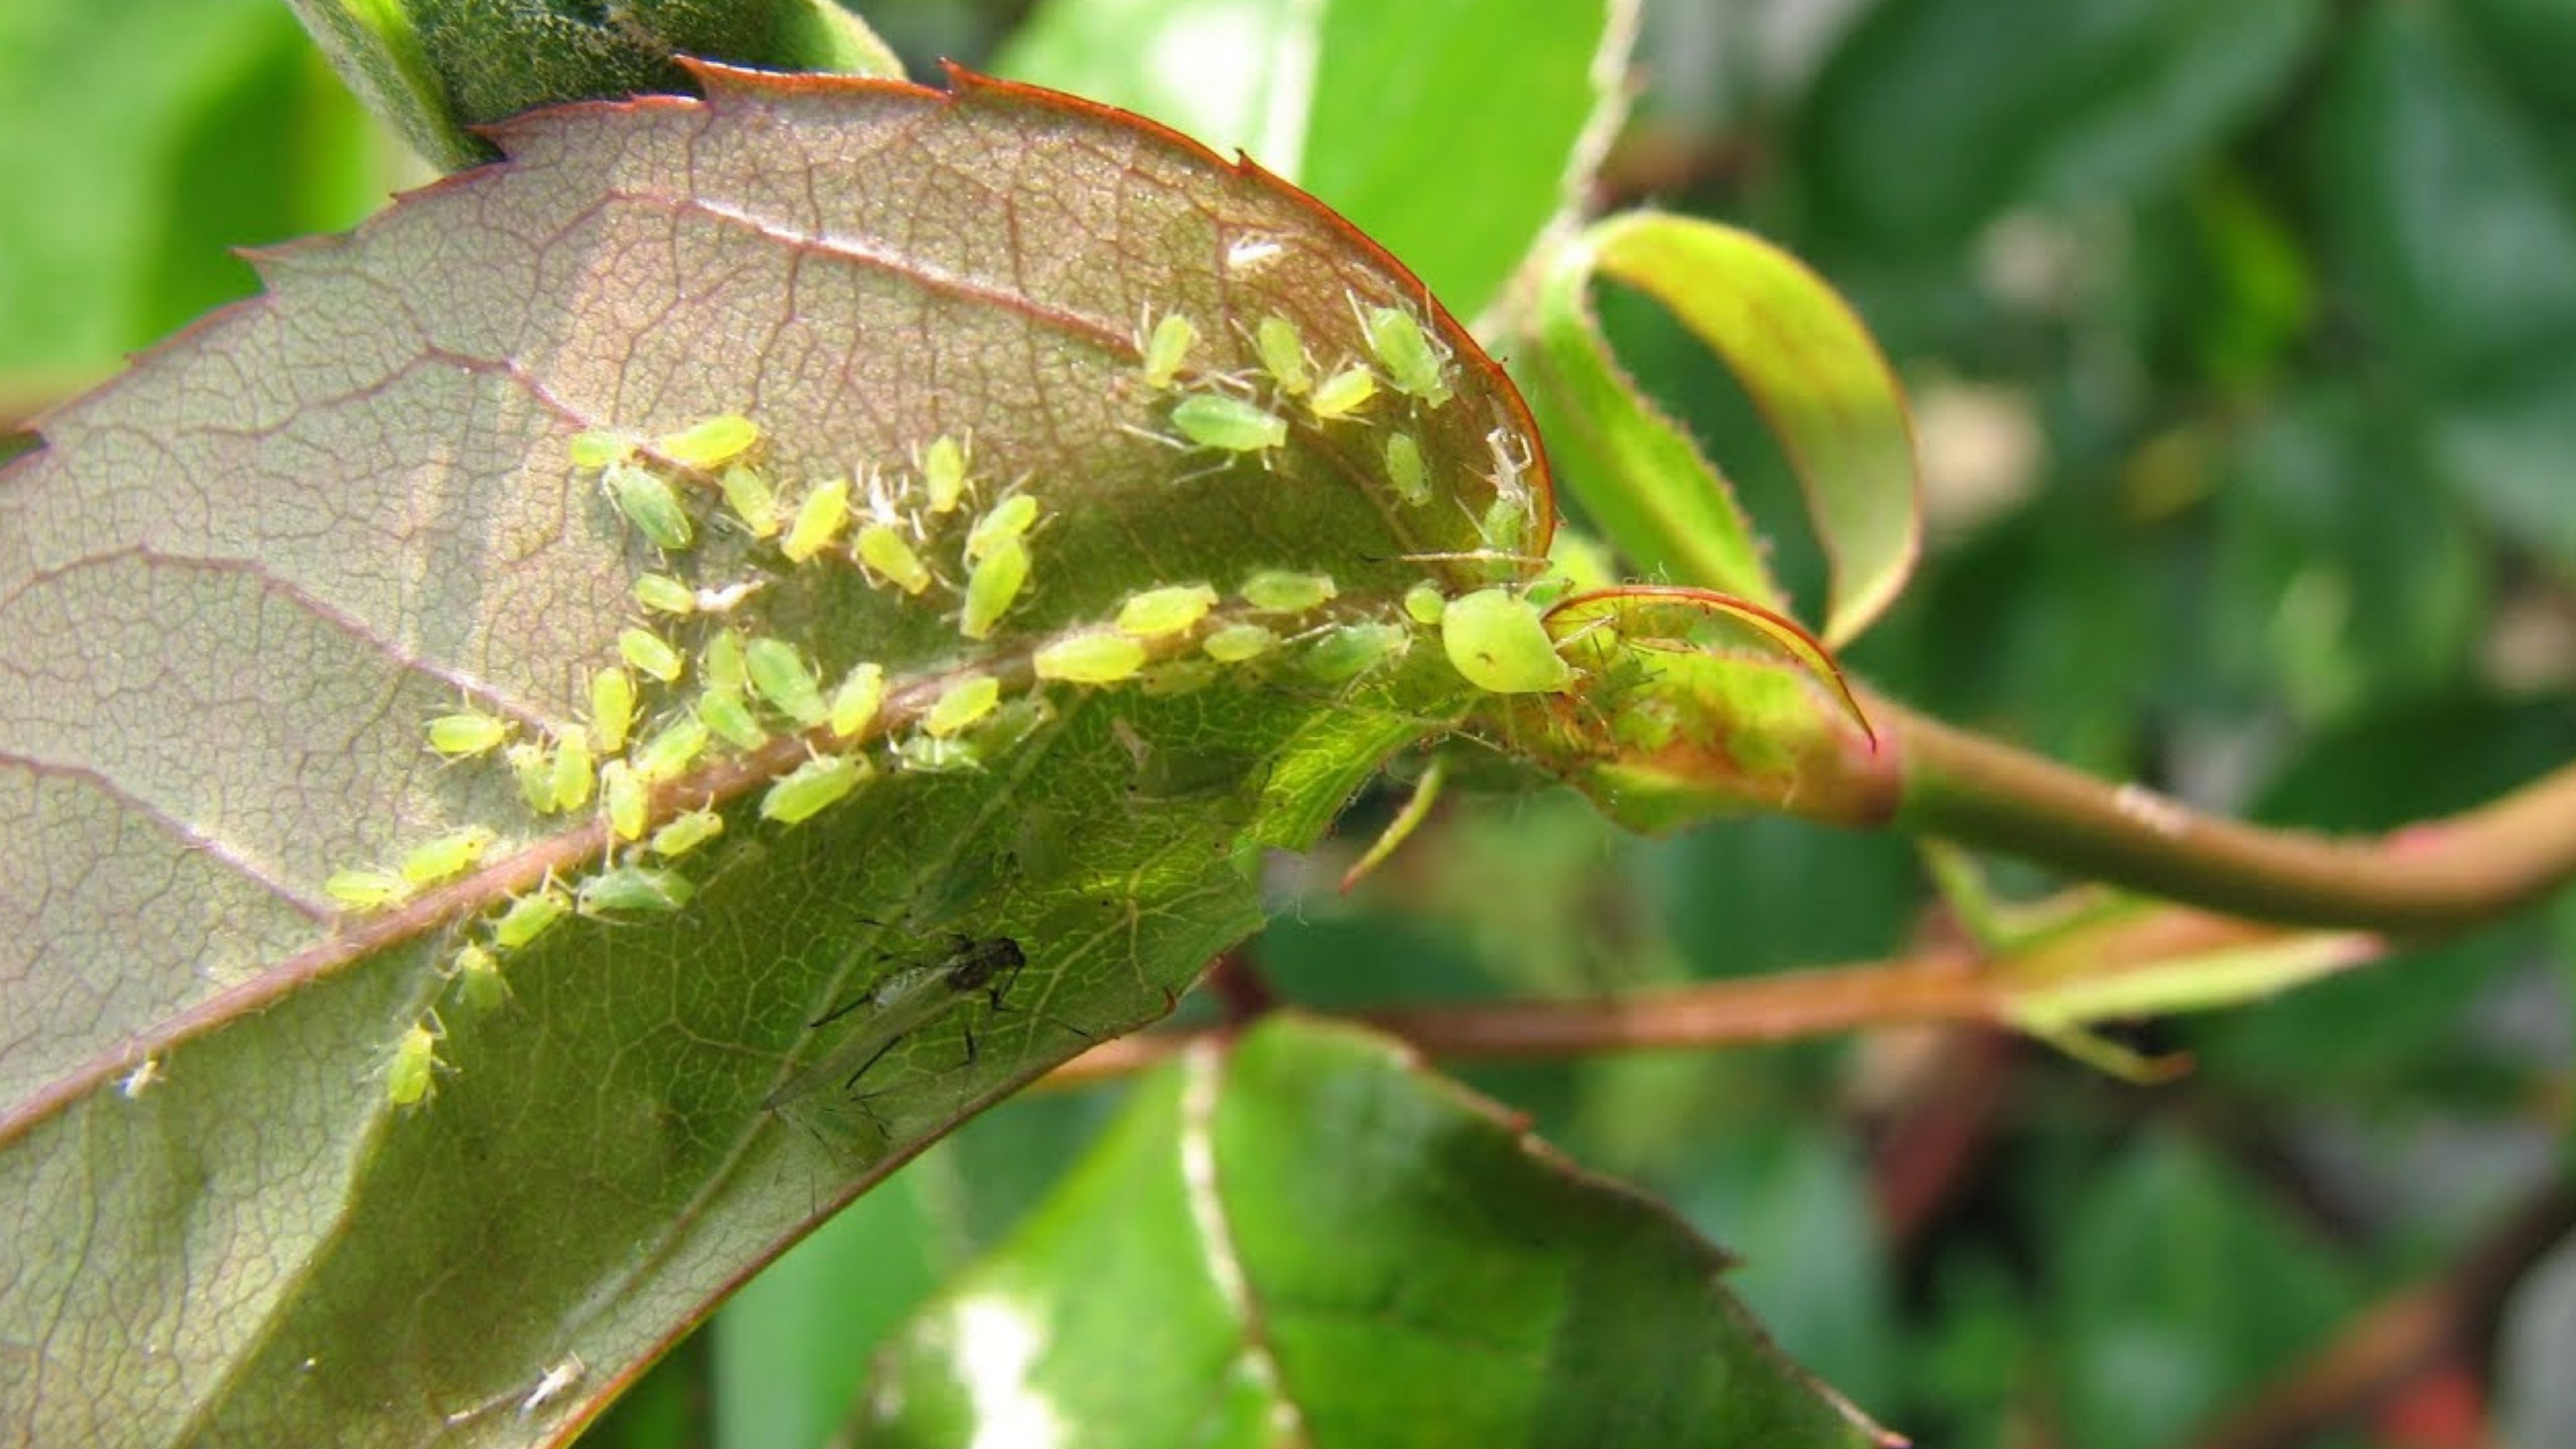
1254 315 1312 394
490 885 571 950
1116 583 1220 639
618 629 685 685
600 759 648 843
506 742 559 814
426 710 512 761
1240 570 1338 614
1385 431 1430 506
922 675 1002 737
1403 582 1448 626
386 1017 447 1107
1309 366 1377 421
702 629 749 694
326 867 411 913
1362 304 1454 406
1034 632 1148 685
782 477 853 564
1140 311 1199 390
602 461 695 551
590 666 636 753
746 638 829 729
963 494 1041 566
1201 623 1278 663
855 523 934 596
1442 588 1578 694
959 537 1030 641
828 663 886 739
655 414 761 471
119 1057 164 1099
567 431 634 471
761 754 869 826
451 943 510 1012
719 462 783 539
1305 622 1411 684
631 713 712 782
1171 393 1287 455
648 807 724 859
551 725 596 812
400 826 496 888
632 573 697 616
696 687 771 751
922 434 971 515
577 866 696 917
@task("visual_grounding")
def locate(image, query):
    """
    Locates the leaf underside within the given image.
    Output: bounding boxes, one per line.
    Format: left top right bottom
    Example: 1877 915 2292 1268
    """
0 64 1546 1446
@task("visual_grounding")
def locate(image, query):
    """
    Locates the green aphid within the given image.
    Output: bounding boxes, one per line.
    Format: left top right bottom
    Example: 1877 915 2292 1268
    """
828 663 885 739
619 628 684 684
603 461 694 551
1034 632 1148 684
697 687 771 751
633 573 697 616
551 725 596 812
720 462 783 539
568 431 634 471
922 434 971 515
1201 623 1277 663
1403 582 1448 627
648 808 725 859
385 1017 447 1107
1255 315 1312 394
1171 393 1287 454
782 477 853 564
1441 588 1576 694
655 414 760 470
1141 311 1199 390
1309 366 1377 421
576 865 695 918
1240 569 1338 614
922 674 1002 737
746 638 829 728
761 753 869 826
631 712 712 782
601 759 648 843
426 710 512 760
1117 583 1218 639
959 537 1030 641
590 666 636 753
897 735 981 773
1362 305 1452 406
451 944 510 1012
490 885 570 949
1385 431 1430 506
1481 496 1530 558
702 628 749 694
325 867 411 913
506 741 559 814
855 523 934 595
400 826 496 888
1305 622 1411 684
964 494 1040 566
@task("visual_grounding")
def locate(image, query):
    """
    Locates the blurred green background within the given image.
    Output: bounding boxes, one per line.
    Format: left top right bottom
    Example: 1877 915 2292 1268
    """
9 2 2573 1446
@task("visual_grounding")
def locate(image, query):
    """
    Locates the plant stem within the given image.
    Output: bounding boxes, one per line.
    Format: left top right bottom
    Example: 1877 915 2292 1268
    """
1882 691 2576 934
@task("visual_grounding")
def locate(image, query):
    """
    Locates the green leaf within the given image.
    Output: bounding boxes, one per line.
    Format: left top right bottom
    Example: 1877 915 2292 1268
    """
2323 1 2576 577
0 68 1551 1443
1797 0 2325 248
996 0 1634 322
1527 213 1922 645
854 1014 1896 1448
286 0 904 169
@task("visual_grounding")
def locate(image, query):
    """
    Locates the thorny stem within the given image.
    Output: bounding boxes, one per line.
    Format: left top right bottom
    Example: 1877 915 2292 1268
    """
1878 691 2576 936
1048 908 2313 1086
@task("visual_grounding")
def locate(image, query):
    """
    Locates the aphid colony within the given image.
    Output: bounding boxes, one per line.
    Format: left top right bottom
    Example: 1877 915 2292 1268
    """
344 285 1561 1107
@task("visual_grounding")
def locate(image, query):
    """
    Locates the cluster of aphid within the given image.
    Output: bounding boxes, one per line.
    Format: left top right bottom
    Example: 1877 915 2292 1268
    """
341 290 1570 1109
